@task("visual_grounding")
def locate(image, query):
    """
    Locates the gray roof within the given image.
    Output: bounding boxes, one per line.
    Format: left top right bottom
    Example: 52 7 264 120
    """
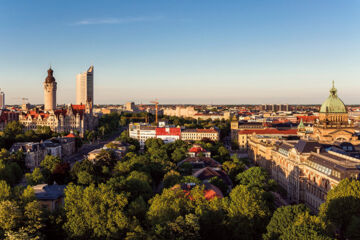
294 140 322 153
33 184 65 200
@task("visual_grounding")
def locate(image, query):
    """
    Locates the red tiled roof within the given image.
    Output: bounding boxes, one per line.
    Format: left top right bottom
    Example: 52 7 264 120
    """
296 116 318 123
65 133 76 138
25 112 49 120
71 104 86 110
189 146 207 153
156 127 181 136
238 128 298 135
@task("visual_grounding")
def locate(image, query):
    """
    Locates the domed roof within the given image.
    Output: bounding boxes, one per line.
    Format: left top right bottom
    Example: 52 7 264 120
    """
45 67 56 83
320 81 347 113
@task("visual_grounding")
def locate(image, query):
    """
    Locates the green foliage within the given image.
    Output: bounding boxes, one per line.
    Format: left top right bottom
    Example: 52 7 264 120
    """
25 168 44 186
319 178 360 238
263 204 309 240
0 160 23 186
0 122 56 149
154 214 201 240
280 212 333 240
0 200 22 231
224 185 271 239
64 183 129 239
0 180 11 201
147 188 190 225
40 155 62 172
236 166 276 191
222 156 246 182
21 186 36 204
163 170 182 188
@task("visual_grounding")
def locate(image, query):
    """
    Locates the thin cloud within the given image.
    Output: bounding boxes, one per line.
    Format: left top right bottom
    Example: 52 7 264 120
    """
73 16 163 25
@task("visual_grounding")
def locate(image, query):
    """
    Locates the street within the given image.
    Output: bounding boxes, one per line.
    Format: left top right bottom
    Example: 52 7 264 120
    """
65 129 124 167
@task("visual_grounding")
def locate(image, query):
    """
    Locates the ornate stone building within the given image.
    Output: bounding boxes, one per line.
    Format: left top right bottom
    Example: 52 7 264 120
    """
311 81 360 144
19 68 97 136
247 82 360 211
248 136 360 212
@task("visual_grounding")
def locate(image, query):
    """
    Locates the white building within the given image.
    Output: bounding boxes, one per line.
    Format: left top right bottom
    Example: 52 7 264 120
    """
76 66 94 106
129 123 156 148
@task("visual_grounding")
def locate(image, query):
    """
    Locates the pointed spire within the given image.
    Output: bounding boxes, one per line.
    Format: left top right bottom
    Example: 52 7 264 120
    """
330 80 337 96
298 118 305 131
45 67 56 83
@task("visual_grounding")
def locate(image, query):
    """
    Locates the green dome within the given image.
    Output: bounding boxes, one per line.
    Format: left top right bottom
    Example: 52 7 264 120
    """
320 81 347 113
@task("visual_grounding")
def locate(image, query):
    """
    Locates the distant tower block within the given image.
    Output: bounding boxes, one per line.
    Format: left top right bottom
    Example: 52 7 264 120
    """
44 68 57 111
0 89 5 109
76 66 94 106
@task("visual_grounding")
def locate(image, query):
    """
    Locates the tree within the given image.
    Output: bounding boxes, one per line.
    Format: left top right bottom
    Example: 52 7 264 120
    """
64 183 129 239
4 121 23 137
222 160 246 182
22 201 45 239
224 185 271 239
77 171 95 185
0 201 22 232
171 148 187 163
153 214 201 240
346 216 360 240
280 212 333 240
0 180 11 201
163 170 182 188
319 178 360 239
25 168 44 186
236 166 276 191
40 155 62 173
21 186 36 204
147 188 190 225
263 204 309 240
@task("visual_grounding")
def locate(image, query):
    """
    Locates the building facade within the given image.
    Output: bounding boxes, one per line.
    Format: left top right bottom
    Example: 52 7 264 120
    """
248 137 360 212
128 123 156 148
76 66 94 106
19 68 97 136
19 103 97 136
237 128 298 151
247 82 360 211
181 128 219 141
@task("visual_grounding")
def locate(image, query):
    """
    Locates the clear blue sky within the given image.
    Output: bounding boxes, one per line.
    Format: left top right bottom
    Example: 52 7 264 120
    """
0 0 359 105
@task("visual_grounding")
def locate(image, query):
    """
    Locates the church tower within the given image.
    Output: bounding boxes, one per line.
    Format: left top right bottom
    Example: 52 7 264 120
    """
44 67 57 111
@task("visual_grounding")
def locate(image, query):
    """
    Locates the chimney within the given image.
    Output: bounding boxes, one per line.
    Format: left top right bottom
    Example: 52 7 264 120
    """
315 146 321 154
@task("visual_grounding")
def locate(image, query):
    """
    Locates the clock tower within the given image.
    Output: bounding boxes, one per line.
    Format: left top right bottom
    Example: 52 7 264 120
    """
44 67 57 111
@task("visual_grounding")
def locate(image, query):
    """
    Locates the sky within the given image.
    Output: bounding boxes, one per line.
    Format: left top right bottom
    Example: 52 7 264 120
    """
0 0 359 105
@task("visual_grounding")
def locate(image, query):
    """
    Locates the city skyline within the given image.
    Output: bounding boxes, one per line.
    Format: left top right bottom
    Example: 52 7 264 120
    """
1 0 360 104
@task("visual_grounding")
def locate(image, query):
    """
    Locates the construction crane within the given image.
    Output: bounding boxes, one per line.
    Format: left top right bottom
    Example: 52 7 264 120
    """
150 99 159 124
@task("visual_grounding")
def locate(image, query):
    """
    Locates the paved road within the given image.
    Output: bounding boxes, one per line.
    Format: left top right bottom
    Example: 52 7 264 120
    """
65 129 124 167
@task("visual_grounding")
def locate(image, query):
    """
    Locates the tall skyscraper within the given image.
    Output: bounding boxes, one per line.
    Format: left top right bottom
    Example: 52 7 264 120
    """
44 68 57 111
0 89 5 109
76 66 94 106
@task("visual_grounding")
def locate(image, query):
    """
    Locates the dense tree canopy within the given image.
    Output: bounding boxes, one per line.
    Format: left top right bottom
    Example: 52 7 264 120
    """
319 178 360 239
